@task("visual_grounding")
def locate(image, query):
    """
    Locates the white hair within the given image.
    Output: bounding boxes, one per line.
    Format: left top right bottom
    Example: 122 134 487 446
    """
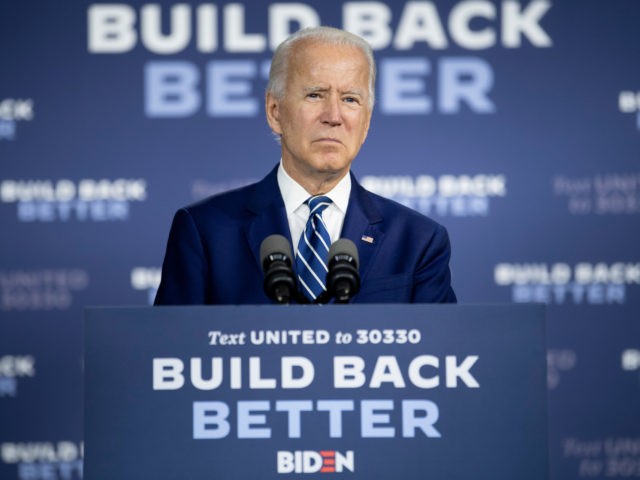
267 26 376 109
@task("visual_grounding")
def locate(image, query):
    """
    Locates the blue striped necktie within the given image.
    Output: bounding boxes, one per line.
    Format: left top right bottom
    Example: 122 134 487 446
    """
296 195 332 301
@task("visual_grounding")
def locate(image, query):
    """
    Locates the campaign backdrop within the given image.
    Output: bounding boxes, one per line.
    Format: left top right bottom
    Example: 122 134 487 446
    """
1 1 639 479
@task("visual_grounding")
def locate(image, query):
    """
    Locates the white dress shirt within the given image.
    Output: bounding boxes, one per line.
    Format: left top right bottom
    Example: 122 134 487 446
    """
277 161 351 255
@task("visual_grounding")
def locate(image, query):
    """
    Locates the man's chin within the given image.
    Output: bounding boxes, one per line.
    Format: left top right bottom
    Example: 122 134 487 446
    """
312 160 351 177
309 152 353 171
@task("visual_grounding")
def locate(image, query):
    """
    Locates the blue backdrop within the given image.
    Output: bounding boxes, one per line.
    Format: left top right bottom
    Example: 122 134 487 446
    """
1 1 639 479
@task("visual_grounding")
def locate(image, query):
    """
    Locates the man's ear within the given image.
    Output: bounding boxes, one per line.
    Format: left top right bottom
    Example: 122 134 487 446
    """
265 92 283 135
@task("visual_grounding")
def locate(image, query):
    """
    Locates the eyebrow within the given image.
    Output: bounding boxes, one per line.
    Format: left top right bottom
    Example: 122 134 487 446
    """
343 89 364 98
303 86 365 97
303 86 328 94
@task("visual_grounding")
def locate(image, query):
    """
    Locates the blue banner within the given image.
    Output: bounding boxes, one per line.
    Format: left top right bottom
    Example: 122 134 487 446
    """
85 305 547 479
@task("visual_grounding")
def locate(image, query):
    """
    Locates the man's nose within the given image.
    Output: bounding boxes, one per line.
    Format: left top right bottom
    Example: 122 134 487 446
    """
321 96 343 126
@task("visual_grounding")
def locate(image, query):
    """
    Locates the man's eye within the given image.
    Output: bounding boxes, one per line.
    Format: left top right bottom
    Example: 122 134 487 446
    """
307 93 320 99
344 97 359 104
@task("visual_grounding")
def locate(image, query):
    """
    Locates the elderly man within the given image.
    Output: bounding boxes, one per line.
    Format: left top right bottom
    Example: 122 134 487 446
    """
155 26 456 305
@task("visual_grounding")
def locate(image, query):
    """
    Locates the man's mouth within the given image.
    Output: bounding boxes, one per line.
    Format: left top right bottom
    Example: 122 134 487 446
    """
315 137 342 144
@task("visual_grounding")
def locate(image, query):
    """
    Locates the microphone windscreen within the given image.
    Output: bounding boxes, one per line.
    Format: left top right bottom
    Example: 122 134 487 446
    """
328 238 359 268
260 234 293 269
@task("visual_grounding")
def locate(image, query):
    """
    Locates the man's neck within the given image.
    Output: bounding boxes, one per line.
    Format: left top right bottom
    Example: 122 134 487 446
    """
281 162 349 196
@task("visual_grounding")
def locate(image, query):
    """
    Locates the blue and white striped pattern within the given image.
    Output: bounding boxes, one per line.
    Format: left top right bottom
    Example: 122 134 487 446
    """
295 195 332 301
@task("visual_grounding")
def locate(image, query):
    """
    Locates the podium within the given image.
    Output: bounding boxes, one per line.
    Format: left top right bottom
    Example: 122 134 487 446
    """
84 305 547 479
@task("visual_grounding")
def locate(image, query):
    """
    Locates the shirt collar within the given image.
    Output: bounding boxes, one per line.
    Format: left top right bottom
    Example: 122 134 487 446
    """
277 160 351 216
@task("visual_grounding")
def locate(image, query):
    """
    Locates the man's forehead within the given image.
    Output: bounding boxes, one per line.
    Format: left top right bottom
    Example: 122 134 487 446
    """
290 39 367 66
288 42 369 81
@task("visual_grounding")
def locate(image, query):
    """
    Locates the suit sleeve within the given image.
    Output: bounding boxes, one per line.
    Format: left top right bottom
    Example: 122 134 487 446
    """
412 224 457 303
154 208 210 305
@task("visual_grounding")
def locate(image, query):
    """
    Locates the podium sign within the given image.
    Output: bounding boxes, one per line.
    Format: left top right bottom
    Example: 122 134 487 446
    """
84 305 547 479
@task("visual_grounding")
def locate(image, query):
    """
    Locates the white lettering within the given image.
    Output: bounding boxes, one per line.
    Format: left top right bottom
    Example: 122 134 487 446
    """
394 2 448 50
140 4 191 54
502 0 552 48
343 2 392 50
449 1 496 50
269 4 319 50
153 358 185 390
87 5 136 53
224 4 266 52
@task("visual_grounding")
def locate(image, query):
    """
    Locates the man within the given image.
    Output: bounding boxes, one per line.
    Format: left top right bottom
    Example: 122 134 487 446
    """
155 26 456 305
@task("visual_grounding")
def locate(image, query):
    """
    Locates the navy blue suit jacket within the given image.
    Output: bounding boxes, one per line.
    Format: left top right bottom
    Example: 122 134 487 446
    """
155 166 456 304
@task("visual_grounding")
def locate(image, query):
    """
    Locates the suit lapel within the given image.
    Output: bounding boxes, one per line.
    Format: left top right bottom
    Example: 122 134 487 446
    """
244 166 292 271
341 173 384 282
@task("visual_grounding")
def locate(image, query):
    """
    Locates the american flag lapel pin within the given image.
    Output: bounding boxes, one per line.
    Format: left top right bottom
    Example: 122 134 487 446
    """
361 235 374 244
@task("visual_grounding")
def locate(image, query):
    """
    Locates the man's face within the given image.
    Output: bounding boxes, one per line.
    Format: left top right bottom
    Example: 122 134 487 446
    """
266 41 372 189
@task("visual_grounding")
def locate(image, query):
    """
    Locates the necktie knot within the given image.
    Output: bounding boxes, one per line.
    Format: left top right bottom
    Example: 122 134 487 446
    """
296 195 333 301
306 195 332 215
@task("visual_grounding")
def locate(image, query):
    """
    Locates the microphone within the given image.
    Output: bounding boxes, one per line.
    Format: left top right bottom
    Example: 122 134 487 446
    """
260 234 297 304
326 239 360 303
